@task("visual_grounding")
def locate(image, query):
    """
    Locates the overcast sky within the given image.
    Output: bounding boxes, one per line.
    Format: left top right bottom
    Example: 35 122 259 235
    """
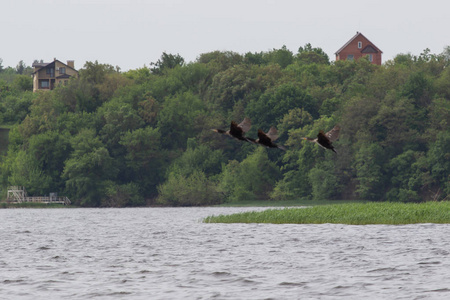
1 0 449 71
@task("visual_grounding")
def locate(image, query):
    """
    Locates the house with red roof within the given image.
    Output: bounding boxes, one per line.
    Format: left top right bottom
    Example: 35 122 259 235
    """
335 32 382 65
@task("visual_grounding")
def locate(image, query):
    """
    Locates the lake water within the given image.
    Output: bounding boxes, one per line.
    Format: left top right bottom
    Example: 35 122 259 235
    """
1 207 450 299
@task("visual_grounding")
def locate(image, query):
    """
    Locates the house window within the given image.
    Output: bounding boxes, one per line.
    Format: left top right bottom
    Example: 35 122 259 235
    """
59 67 66 74
367 54 373 62
40 80 50 88
358 41 362 49
347 54 354 61
46 68 55 77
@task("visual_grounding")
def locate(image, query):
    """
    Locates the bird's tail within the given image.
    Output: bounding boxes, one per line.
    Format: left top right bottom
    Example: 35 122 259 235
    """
277 145 287 151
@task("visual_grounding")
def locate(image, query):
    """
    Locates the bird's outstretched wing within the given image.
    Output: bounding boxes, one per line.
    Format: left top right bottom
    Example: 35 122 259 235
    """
325 125 340 142
266 127 279 141
237 117 251 133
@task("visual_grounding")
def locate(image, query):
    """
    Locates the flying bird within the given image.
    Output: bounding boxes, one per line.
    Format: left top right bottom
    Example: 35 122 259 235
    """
212 117 253 143
255 127 286 151
302 125 340 153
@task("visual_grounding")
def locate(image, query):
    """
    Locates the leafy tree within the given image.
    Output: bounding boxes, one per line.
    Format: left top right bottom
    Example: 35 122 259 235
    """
271 154 311 201
119 126 165 196
402 71 433 106
55 78 99 113
340 95 380 145
150 52 185 75
369 95 421 152
27 130 72 189
387 150 424 202
436 67 450 99
169 62 214 96
15 60 26 75
308 160 341 200
220 147 280 202
265 45 294 68
96 72 132 102
426 98 450 138
137 96 159 126
12 75 32 91
297 43 330 65
354 143 386 200
244 51 267 65
62 129 117 206
123 67 152 83
246 82 315 129
157 170 223 206
98 98 144 157
157 91 205 149
0 92 33 124
197 51 243 70
17 91 63 138
393 53 415 67
427 131 450 197
206 64 283 112
166 140 225 178
79 61 117 85
278 108 314 135
54 111 96 136
6 149 52 196
102 181 144 207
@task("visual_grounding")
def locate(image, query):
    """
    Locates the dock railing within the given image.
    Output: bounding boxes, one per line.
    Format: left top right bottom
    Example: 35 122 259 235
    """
6 186 71 205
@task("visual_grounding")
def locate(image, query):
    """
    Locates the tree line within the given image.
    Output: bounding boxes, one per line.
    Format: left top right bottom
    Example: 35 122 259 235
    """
0 44 449 206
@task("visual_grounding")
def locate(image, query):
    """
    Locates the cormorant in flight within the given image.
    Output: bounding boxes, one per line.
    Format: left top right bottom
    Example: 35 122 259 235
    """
302 125 340 153
212 117 253 143
255 127 286 151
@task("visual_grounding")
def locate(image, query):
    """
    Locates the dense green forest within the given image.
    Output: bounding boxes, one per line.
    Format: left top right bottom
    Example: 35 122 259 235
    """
0 45 449 206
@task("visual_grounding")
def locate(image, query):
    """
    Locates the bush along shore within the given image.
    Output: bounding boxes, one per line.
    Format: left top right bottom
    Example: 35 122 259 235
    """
203 201 450 225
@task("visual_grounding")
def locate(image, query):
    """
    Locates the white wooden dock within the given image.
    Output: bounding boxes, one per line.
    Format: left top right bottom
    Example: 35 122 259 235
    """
6 186 71 205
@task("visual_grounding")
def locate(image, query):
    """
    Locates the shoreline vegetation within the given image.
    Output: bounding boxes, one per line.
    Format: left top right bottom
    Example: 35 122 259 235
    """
204 201 450 225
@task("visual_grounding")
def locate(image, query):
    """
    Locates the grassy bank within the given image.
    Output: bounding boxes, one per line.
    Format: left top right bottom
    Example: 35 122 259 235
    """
204 201 450 225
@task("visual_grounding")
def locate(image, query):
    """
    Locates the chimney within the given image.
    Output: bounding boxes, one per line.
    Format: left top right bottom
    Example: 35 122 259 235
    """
67 60 75 69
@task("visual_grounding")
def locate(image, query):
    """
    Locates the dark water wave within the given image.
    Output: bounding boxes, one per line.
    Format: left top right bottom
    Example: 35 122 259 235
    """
1 207 450 299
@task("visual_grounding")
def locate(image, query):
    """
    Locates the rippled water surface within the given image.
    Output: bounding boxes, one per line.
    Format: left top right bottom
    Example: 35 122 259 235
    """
1 207 450 299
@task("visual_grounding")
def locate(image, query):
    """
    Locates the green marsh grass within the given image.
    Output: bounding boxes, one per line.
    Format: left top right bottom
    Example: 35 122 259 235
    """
204 201 450 225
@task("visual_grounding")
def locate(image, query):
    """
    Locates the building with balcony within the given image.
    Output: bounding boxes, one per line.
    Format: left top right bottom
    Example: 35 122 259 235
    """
32 58 78 92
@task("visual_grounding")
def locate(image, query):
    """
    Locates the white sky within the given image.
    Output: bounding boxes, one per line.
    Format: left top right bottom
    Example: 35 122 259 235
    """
1 0 449 71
